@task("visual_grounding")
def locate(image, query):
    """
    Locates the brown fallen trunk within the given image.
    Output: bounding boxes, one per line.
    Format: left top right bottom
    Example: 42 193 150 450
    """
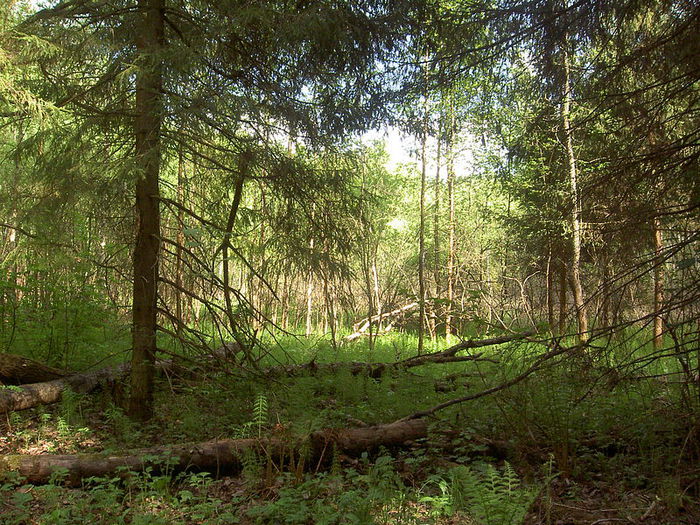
0 354 68 385
265 354 494 380
0 332 530 414
0 419 428 486
0 344 240 414
0 363 131 414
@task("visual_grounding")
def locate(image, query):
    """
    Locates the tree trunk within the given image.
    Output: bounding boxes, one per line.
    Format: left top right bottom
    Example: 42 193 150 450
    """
600 256 611 330
305 238 315 337
433 118 441 335
418 63 429 354
560 44 588 344
128 0 165 421
371 258 382 332
323 267 337 349
653 216 664 350
558 259 567 334
546 247 556 333
221 169 246 334
0 420 428 486
175 146 186 329
446 95 456 338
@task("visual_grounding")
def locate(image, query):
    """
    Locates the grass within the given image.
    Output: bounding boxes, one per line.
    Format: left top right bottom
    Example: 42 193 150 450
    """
1 328 699 524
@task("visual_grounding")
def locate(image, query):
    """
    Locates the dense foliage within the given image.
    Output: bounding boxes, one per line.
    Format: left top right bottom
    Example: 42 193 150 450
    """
0 0 698 523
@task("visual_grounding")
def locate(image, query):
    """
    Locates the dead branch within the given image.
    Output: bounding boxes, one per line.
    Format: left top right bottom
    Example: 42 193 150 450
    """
344 303 419 342
267 331 533 379
400 342 578 421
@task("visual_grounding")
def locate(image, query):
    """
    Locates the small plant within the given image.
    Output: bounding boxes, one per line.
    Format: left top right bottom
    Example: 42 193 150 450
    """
105 403 138 442
232 393 269 438
241 448 264 485
8 410 23 430
429 462 537 525
60 387 84 426
253 393 268 438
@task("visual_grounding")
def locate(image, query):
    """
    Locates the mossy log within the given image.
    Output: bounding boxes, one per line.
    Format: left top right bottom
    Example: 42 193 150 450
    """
0 419 428 485
0 346 235 414
0 353 68 384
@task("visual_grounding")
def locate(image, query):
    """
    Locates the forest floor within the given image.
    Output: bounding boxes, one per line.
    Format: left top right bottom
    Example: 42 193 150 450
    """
0 334 698 524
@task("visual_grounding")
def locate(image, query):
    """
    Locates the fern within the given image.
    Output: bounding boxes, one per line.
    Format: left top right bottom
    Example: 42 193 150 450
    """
240 449 263 485
60 387 82 426
232 393 269 439
449 462 538 525
253 393 268 438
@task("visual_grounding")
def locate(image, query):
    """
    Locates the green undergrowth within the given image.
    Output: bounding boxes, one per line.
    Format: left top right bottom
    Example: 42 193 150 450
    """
0 450 540 525
1 330 698 523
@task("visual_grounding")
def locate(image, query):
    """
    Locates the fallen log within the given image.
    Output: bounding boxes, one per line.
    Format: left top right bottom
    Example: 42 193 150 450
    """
0 363 131 414
0 353 68 385
266 331 533 379
345 303 418 342
396 331 535 368
0 333 532 414
0 419 428 485
0 343 241 414
264 354 493 380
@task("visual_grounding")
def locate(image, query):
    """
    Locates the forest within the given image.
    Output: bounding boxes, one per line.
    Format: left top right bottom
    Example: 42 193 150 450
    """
0 0 698 523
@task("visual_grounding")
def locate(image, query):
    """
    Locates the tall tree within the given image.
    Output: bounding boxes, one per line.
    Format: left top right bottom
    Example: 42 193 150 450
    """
559 35 588 344
445 93 456 338
15 0 410 419
129 0 165 421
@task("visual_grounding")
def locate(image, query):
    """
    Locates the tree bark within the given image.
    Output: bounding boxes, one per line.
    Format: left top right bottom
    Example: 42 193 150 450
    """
433 117 441 335
175 146 186 329
0 354 67 385
652 216 664 350
560 44 588 344
418 60 429 354
128 0 165 421
0 363 131 414
558 258 567 334
305 239 315 337
221 164 246 331
600 255 611 330
546 247 556 333
0 419 428 486
446 94 456 338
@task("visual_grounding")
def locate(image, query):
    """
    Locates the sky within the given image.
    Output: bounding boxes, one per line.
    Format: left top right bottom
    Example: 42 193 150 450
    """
21 0 475 179
363 126 477 179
